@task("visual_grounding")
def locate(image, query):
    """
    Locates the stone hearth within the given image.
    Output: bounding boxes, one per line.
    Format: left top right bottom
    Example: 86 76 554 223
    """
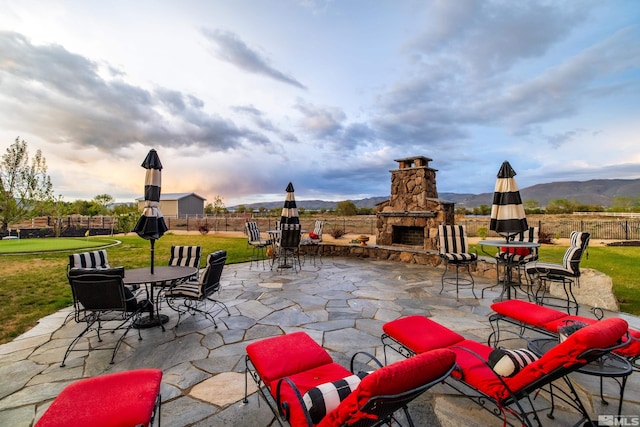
376 156 454 250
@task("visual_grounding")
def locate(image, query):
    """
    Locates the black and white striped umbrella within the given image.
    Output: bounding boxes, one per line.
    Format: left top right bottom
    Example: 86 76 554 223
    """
133 149 168 273
489 161 528 240
280 182 299 225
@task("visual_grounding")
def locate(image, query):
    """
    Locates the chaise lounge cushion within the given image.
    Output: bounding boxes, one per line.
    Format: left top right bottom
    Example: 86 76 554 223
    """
382 315 465 354
491 300 640 359
35 368 162 427
246 332 334 386
448 318 628 402
503 317 628 401
491 300 567 328
318 348 456 427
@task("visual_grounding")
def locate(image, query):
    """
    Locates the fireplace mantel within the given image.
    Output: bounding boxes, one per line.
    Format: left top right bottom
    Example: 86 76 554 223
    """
378 211 437 218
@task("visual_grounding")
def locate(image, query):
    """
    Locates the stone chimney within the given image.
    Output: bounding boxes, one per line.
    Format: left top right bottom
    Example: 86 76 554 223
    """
376 156 454 250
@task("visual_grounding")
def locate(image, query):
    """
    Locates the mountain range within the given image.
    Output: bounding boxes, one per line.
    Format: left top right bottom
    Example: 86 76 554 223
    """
231 178 640 210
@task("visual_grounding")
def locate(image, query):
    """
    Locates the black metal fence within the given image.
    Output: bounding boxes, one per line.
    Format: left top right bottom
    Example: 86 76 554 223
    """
7 214 640 241
459 218 640 240
170 215 640 241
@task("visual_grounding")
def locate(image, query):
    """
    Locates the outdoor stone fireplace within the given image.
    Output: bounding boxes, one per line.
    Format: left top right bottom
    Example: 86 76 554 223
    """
376 156 454 250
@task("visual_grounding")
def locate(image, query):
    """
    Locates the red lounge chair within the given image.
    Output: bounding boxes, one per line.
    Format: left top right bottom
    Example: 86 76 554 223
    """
243 331 456 427
35 369 163 427
381 315 629 427
489 299 640 367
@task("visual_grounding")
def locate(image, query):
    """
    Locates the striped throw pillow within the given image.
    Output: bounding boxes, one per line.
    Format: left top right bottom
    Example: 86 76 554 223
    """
302 373 368 423
488 348 539 377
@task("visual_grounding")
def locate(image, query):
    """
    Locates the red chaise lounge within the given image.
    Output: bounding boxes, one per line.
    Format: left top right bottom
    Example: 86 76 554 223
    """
489 299 640 368
243 331 456 427
381 315 629 427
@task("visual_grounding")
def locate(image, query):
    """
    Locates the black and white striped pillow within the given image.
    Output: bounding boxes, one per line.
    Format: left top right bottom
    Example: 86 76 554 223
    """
488 348 539 377
302 373 368 424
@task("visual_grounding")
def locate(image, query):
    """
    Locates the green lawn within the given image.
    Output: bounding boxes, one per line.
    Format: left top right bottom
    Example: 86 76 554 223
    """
0 233 254 344
0 237 114 253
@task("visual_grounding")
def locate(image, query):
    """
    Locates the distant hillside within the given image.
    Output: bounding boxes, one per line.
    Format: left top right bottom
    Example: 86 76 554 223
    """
450 179 640 208
230 178 640 210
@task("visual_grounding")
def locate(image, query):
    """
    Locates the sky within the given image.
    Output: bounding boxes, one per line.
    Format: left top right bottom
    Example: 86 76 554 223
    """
0 0 639 207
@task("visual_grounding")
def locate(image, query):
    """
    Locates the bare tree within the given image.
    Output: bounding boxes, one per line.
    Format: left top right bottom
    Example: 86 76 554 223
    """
0 138 54 231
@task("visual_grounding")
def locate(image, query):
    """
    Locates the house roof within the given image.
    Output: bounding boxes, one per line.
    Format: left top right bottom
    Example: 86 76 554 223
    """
136 192 206 202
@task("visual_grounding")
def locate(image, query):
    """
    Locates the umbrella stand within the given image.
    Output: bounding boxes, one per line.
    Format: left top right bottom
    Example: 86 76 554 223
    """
132 148 169 328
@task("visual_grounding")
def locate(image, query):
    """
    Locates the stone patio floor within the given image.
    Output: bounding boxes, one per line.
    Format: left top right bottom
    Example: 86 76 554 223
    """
1 256 639 426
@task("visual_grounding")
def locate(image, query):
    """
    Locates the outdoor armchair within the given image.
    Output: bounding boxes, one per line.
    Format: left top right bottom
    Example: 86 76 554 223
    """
165 250 230 328
438 224 477 300
525 231 590 314
61 267 150 367
245 221 271 269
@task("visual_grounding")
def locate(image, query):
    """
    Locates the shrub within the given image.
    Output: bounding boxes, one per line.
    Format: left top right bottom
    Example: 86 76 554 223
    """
538 230 554 244
197 219 211 235
330 227 345 239
477 227 488 239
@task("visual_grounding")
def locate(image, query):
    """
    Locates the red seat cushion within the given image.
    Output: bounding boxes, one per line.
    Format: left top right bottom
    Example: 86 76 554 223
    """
491 300 568 328
541 315 596 333
247 332 333 386
450 340 508 400
503 318 628 401
617 328 640 358
500 247 531 257
318 348 456 427
383 316 464 354
35 369 162 427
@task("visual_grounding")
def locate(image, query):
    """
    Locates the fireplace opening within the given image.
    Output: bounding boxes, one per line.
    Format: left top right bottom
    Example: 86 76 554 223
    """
392 226 424 246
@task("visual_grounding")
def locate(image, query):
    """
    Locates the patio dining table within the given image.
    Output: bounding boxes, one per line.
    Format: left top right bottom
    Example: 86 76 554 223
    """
478 239 541 300
124 265 197 329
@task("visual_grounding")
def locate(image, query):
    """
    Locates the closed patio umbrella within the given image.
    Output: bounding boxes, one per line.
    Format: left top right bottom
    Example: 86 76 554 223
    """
489 161 528 240
280 182 299 225
133 149 168 274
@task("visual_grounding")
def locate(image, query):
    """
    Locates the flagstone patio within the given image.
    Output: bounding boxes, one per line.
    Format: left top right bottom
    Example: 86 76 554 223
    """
0 256 638 426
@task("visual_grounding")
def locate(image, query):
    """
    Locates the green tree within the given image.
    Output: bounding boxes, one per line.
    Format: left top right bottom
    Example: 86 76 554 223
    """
211 195 226 214
610 196 635 212
336 200 357 216
0 138 54 231
112 203 140 233
546 199 580 214
93 194 114 209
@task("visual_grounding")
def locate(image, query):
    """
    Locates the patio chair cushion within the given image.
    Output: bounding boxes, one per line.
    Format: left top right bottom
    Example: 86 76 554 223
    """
382 315 465 354
246 331 334 387
68 249 110 269
318 348 456 427
34 368 162 427
302 373 366 424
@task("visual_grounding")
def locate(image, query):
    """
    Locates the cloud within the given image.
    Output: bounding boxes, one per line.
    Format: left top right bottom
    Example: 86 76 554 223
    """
201 28 307 90
0 31 272 153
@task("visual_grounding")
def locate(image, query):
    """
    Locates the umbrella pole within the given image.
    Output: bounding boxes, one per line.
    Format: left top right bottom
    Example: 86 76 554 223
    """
150 239 155 274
